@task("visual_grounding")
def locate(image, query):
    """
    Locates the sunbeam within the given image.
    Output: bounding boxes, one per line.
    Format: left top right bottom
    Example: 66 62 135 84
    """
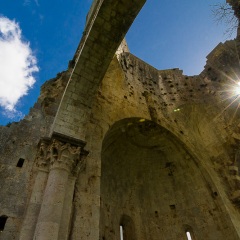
214 66 240 121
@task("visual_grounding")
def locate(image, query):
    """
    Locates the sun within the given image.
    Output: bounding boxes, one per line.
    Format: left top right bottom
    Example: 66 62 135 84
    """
216 74 240 123
234 81 240 95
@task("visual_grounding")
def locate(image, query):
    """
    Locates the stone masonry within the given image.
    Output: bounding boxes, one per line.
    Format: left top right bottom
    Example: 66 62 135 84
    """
1 0 240 239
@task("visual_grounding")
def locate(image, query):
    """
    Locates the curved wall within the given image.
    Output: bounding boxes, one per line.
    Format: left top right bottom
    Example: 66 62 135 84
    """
100 118 238 240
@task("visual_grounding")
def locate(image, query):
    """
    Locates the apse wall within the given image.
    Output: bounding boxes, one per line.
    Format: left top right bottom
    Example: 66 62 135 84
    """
70 47 240 239
99 118 238 240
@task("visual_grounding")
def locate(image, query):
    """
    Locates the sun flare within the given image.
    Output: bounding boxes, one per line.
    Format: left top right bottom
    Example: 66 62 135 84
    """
217 73 240 122
235 82 240 95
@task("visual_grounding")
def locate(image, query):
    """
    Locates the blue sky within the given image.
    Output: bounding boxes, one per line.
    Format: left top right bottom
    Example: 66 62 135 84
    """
0 0 235 125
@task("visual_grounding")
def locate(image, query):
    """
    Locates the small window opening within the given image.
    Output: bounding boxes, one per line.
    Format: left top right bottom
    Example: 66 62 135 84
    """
120 225 124 240
169 204 176 210
186 231 193 240
120 215 135 240
212 191 218 198
17 158 25 168
0 215 8 232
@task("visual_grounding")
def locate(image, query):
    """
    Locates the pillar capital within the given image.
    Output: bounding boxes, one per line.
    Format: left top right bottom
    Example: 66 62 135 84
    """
36 133 88 174
49 138 81 172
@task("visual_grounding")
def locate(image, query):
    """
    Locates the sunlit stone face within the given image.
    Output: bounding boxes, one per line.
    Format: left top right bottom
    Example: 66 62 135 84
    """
100 118 231 240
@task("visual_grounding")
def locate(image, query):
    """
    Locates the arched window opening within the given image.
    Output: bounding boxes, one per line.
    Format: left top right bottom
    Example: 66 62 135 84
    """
120 215 136 240
184 225 195 240
0 215 8 232
186 231 193 240
120 225 124 240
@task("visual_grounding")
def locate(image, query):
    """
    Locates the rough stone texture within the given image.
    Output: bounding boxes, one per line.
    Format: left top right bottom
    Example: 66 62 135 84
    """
100 119 238 239
52 0 146 140
0 70 70 240
1 0 240 239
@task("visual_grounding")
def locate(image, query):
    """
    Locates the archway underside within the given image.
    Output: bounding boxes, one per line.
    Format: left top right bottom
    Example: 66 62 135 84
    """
100 118 237 240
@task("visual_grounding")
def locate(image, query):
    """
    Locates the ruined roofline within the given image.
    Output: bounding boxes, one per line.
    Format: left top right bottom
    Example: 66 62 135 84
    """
227 0 240 19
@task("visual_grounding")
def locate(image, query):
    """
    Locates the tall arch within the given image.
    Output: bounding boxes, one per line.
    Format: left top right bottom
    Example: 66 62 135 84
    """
100 118 239 240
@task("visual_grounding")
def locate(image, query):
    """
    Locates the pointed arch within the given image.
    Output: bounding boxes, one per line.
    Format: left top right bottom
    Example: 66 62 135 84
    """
100 118 239 239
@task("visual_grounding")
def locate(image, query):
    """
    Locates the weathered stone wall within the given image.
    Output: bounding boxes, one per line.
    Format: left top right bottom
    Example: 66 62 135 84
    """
1 40 240 240
0 71 70 240
77 43 240 239
63 38 240 239
100 119 237 239
1 1 240 239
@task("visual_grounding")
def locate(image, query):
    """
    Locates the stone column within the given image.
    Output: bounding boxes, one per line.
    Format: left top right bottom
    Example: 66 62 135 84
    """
58 155 86 240
34 137 82 240
58 176 76 240
19 139 50 240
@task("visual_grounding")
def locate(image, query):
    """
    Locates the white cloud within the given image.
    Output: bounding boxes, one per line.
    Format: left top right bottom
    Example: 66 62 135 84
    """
3 108 24 120
0 17 39 113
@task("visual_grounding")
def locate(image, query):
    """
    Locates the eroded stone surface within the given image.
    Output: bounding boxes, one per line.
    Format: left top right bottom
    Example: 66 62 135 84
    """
1 0 240 239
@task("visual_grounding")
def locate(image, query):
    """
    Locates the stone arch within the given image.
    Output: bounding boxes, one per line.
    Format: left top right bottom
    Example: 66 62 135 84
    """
183 224 196 240
100 118 239 240
120 214 136 240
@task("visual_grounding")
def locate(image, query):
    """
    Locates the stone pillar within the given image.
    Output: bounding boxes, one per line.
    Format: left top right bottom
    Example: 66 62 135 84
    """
58 176 76 240
33 136 83 240
58 155 86 240
19 139 50 240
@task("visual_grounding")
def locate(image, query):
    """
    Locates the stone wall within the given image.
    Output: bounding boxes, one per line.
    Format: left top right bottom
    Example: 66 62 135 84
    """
1 39 240 240
1 1 240 239
0 70 70 240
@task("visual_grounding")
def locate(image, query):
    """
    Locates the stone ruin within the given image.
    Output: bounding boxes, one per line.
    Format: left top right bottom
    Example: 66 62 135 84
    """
1 0 240 239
